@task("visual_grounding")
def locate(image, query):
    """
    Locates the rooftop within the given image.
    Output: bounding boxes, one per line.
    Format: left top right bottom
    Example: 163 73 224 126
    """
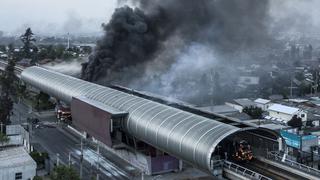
268 104 300 115
199 105 238 115
233 98 256 107
254 98 271 105
0 147 36 169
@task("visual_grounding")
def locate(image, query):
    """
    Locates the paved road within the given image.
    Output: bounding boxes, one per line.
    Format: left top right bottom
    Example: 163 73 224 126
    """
12 101 140 180
31 123 139 180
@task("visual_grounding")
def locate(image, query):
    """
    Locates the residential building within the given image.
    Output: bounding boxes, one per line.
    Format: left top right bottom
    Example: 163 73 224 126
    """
0 147 36 180
225 98 256 112
254 98 272 111
267 104 307 123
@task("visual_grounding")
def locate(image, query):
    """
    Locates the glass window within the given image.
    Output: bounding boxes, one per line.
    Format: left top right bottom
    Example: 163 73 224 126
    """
15 172 22 180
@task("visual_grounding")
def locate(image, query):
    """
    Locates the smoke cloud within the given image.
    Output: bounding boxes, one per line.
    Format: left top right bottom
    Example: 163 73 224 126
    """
80 0 288 105
43 58 86 77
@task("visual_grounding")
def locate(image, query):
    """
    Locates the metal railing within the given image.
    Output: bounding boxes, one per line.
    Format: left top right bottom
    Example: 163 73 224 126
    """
267 151 320 176
223 160 272 180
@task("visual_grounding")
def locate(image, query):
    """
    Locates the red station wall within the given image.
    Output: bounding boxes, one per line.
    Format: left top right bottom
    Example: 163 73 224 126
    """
71 97 112 147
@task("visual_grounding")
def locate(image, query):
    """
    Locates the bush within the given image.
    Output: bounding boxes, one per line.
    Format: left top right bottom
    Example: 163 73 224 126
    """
51 165 80 180
243 106 263 119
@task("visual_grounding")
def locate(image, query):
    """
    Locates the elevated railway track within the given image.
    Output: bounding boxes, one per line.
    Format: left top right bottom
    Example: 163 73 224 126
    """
2 59 320 179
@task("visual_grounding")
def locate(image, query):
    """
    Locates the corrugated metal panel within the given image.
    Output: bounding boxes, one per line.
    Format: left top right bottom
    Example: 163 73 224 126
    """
21 66 240 171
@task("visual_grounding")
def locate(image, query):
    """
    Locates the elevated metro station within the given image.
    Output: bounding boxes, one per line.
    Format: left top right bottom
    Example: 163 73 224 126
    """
21 66 282 176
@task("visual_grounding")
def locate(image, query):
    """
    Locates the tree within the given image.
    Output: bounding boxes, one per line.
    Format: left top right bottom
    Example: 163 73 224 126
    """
50 165 80 180
20 28 36 59
30 151 49 167
287 115 303 129
243 106 263 119
0 132 9 146
33 176 43 180
0 97 13 125
0 58 16 125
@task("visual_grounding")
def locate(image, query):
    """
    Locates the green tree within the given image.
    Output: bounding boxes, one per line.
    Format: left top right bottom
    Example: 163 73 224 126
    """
33 176 43 180
243 106 263 119
0 132 9 146
0 58 16 125
0 45 6 52
50 165 80 180
30 151 49 167
20 28 36 59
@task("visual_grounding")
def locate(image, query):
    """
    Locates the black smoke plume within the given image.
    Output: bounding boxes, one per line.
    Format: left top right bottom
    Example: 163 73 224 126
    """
82 0 272 104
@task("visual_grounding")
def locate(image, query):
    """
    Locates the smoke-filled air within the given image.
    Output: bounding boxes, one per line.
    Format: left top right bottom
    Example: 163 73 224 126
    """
80 0 316 105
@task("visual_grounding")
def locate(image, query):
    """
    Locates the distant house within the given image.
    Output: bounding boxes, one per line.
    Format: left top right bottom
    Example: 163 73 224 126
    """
254 98 271 111
0 147 36 180
225 98 256 112
238 76 260 88
17 58 32 67
269 94 284 101
267 104 307 123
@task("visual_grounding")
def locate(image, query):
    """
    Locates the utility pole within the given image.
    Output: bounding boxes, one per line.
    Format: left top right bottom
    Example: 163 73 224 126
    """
290 77 293 98
68 152 71 167
80 138 83 179
0 122 3 133
67 33 70 50
96 142 100 180
56 153 60 166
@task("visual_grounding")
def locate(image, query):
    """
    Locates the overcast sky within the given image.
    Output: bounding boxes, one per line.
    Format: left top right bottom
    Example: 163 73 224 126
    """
0 0 118 36
1 0 320 37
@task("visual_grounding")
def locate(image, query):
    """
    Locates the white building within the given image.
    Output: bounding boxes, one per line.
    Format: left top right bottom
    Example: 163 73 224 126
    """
254 98 272 111
267 104 307 123
225 98 256 112
0 147 36 180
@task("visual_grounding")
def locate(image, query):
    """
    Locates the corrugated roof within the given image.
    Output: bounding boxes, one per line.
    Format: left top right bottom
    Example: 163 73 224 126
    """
0 147 36 168
268 104 299 115
21 66 240 171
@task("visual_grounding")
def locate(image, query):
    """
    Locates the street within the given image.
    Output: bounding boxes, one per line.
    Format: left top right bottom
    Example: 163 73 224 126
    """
12 101 140 180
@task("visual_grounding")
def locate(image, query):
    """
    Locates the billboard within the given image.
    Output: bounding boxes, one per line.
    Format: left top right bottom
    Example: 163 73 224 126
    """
280 130 318 151
280 130 301 149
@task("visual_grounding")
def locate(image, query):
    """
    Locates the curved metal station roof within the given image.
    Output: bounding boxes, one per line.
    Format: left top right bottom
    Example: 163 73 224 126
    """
21 66 240 171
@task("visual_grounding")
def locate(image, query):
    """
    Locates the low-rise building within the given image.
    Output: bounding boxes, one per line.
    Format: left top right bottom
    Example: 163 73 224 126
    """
225 98 256 112
0 147 36 180
267 104 307 123
254 98 272 111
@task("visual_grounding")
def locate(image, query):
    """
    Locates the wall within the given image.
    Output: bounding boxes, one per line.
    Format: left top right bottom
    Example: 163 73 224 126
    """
0 163 36 180
269 110 307 123
71 97 112 147
269 111 293 122
225 102 243 112
151 156 179 174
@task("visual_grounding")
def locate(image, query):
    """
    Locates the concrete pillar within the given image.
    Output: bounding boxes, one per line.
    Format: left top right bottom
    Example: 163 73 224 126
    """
179 160 183 171
278 137 283 152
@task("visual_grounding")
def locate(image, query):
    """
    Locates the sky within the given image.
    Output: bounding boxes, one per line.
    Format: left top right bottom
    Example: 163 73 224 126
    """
1 0 320 37
0 0 118 36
